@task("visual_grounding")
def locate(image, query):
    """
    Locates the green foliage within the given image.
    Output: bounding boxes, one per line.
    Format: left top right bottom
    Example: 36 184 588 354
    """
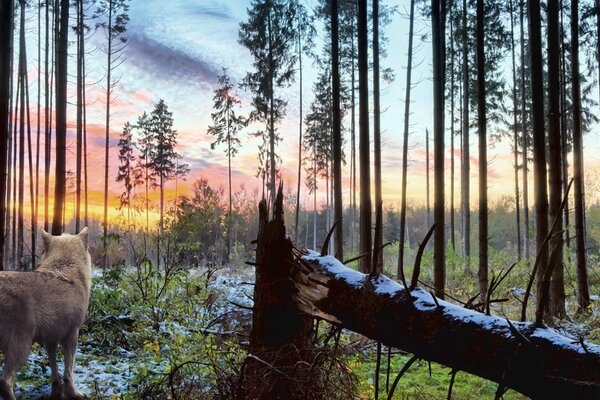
81 262 251 399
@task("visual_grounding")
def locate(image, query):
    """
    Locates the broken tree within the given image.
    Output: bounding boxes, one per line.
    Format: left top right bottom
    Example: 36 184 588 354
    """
238 184 315 399
291 252 600 399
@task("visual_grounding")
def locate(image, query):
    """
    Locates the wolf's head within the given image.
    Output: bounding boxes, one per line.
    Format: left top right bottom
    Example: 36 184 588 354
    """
39 227 91 269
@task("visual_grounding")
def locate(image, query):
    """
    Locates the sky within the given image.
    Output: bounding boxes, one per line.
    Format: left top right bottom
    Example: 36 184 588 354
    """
18 0 600 223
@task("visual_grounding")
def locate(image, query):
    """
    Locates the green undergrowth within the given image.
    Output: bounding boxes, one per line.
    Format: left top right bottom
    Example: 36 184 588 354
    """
6 244 600 399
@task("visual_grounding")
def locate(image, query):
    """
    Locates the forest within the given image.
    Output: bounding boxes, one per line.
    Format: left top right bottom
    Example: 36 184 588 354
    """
2 0 600 398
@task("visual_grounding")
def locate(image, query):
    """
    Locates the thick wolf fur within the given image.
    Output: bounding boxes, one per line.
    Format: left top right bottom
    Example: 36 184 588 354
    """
0 228 91 400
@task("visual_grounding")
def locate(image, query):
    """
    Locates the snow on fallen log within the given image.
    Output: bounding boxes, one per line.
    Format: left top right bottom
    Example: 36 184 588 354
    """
291 250 600 399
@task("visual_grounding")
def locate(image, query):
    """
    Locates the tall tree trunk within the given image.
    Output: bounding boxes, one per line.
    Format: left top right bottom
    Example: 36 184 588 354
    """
461 0 471 272
559 0 570 255
35 0 42 266
519 0 530 261
571 0 591 312
398 0 415 280
426 127 430 237
25 50 35 270
75 0 83 232
103 2 113 267
547 0 566 319
510 0 522 261
528 0 550 318
11 82 19 266
351 10 357 253
332 0 343 261
358 0 371 273
476 0 488 301
227 115 233 261
268 7 276 213
294 25 303 244
52 0 68 236
373 0 382 271
432 0 445 298
0 0 13 270
449 11 456 252
44 0 52 232
18 0 26 270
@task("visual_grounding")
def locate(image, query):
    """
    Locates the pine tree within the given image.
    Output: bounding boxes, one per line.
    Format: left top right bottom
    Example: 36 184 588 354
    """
398 0 416 281
239 0 299 211
147 100 189 236
358 0 371 273
432 0 445 298
116 122 142 224
571 0 591 312
303 66 333 251
0 0 12 270
135 111 154 232
207 69 246 260
528 0 550 324
52 0 69 235
95 0 129 266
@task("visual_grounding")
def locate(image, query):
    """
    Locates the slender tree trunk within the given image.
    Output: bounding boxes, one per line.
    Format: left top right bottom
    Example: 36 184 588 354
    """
426 127 430 235
267 8 276 213
18 0 26 270
295 27 303 244
228 115 233 261
559 1 570 253
449 12 456 252
373 0 382 271
432 0 445 298
528 0 550 318
547 0 566 319
75 0 83 232
358 0 371 273
461 0 471 272
476 0 488 301
571 0 591 312
0 0 13 270
81 0 88 227
44 0 52 232
520 0 530 261
398 0 415 280
103 2 113 267
332 0 343 261
35 0 42 265
11 80 19 267
510 0 522 261
351 14 357 253
25 51 35 270
313 158 317 251
52 0 68 236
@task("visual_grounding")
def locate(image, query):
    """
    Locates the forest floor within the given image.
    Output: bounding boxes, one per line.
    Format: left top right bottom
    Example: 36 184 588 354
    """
6 247 600 399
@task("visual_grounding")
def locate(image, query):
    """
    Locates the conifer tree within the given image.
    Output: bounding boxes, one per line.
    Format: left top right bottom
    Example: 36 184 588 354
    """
239 0 299 211
208 69 246 260
116 122 142 223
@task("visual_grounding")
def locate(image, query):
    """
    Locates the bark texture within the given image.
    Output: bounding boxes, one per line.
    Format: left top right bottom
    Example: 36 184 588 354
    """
292 254 600 399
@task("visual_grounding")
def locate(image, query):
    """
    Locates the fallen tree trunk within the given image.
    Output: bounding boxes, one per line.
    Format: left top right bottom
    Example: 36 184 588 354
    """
291 250 600 399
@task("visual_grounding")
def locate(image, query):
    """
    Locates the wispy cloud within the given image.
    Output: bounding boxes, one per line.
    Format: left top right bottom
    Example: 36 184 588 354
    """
125 31 220 84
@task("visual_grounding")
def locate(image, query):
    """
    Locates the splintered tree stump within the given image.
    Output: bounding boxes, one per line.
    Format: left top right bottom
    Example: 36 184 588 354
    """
291 251 600 399
238 185 313 399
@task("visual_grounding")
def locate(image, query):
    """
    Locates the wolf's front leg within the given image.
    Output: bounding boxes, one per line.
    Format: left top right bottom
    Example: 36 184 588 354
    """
0 378 16 400
61 331 86 399
46 342 63 399
0 340 31 400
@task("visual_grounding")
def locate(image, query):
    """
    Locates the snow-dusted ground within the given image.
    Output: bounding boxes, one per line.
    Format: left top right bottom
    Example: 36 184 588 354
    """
4 267 255 399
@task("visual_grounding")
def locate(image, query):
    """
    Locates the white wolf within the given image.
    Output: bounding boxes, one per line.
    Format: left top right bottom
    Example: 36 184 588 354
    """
0 228 91 400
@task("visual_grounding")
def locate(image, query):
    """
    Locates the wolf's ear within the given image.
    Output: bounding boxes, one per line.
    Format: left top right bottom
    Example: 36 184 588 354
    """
41 230 53 253
78 227 88 249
